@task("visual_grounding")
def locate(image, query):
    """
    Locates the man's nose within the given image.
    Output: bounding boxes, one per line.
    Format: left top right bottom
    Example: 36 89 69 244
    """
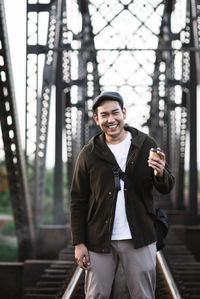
107 114 115 122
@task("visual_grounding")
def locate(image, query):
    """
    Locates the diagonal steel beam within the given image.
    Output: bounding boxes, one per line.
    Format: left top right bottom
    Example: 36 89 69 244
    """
0 0 35 261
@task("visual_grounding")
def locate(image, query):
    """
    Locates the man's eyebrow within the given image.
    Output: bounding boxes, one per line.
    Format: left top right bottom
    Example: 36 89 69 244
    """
99 108 120 115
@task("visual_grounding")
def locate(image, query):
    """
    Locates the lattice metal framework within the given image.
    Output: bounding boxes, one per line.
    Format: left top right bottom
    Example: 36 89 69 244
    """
25 0 199 224
186 0 199 223
26 0 65 225
26 0 100 225
148 0 199 223
1 0 200 260
148 1 182 205
0 0 34 261
87 0 166 129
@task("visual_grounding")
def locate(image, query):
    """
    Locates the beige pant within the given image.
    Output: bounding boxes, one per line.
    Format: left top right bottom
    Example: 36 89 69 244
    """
85 240 156 299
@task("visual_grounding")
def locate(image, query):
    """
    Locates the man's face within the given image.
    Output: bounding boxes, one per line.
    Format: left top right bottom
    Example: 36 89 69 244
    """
93 100 127 142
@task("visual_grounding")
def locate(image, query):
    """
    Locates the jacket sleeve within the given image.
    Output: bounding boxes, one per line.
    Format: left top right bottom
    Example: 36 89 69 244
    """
153 163 175 194
146 136 175 194
70 148 89 246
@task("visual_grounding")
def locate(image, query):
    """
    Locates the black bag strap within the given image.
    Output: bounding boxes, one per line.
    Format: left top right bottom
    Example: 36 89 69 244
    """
112 166 121 191
109 164 129 191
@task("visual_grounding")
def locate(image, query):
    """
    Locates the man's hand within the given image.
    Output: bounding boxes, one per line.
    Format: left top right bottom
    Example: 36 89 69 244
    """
75 243 90 270
148 148 166 177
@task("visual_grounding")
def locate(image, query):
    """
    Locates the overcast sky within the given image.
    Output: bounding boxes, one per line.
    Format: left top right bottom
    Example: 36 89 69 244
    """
4 0 26 139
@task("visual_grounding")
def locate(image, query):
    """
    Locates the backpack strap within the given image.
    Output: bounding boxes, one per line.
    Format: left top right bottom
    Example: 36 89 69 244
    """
111 166 121 191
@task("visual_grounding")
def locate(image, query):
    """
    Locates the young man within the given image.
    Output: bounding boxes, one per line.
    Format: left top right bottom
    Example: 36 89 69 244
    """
70 91 174 299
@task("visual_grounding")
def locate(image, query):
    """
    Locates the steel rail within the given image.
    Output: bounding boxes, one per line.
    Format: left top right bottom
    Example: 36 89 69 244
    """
156 251 182 299
62 252 181 299
62 266 83 299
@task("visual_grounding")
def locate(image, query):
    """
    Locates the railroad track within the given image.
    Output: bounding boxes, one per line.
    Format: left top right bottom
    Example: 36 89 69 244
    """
24 227 200 298
162 229 200 298
62 251 178 299
24 244 77 298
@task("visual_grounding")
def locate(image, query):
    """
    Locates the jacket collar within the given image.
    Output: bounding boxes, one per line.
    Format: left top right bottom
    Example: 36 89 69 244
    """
89 126 147 164
125 126 147 149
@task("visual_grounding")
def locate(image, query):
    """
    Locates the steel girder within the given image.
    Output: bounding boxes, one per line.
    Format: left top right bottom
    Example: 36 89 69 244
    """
26 0 66 225
0 0 35 260
148 0 199 223
148 1 179 206
73 0 101 160
26 0 100 225
186 0 199 224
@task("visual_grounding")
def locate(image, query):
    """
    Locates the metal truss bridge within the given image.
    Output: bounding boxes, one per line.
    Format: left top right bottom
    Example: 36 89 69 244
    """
0 0 199 268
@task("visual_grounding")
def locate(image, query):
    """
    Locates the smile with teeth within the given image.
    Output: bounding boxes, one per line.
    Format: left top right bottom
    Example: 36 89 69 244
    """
107 124 118 129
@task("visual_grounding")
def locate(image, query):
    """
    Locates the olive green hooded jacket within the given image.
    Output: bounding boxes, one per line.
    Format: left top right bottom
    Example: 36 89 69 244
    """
70 126 175 253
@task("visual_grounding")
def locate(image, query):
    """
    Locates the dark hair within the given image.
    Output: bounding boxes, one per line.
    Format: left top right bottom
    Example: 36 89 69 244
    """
92 91 124 113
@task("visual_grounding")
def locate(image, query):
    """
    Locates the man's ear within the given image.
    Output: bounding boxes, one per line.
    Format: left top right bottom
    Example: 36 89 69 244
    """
93 113 99 125
123 107 127 120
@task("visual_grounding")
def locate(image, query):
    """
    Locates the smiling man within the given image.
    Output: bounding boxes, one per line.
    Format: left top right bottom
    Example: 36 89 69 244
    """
70 91 174 299
93 93 127 143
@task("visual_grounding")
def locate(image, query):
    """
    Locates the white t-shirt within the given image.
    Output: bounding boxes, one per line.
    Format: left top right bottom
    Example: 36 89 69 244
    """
107 131 132 240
